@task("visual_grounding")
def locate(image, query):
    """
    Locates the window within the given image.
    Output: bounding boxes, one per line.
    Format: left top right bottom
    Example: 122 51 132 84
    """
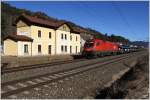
65 46 67 52
61 45 63 52
96 42 100 46
38 45 41 53
76 46 77 53
70 46 72 53
61 34 63 39
38 30 41 38
70 35 72 41
49 32 51 38
76 36 77 41
65 34 67 40
85 42 94 48
24 44 28 53
48 45 51 54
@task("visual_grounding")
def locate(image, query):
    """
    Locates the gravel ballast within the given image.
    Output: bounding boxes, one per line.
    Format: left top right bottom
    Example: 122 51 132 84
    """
2 51 145 83
4 52 144 99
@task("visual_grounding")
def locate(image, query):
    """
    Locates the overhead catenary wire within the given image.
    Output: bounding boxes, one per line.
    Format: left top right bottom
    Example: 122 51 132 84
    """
78 3 107 31
57 2 137 41
78 2 127 38
112 2 136 38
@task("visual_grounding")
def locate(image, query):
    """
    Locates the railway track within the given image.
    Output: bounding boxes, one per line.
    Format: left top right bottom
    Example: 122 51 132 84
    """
2 52 140 74
2 58 87 74
1 53 137 98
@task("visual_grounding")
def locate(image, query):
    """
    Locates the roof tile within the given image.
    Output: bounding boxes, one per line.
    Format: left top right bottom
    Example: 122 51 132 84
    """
14 14 84 34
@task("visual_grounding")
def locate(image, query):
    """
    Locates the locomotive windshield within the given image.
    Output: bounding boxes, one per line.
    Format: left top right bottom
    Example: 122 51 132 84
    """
84 42 94 48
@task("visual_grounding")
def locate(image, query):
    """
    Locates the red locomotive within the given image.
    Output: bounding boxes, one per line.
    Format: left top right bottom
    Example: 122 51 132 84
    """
82 38 119 57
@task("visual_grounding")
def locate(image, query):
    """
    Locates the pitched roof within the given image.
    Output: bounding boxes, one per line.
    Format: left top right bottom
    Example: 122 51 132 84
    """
71 27 85 33
3 34 33 42
14 14 87 34
14 14 66 29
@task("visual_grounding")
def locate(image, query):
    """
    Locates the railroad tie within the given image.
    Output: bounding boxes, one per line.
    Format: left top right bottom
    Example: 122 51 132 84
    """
26 81 37 85
34 87 40 91
58 73 67 76
34 79 45 82
8 95 17 99
63 71 71 74
43 85 49 88
48 75 57 79
17 83 27 87
64 78 69 80
54 74 62 77
7 85 17 90
70 76 74 79
23 91 30 95
75 74 79 77
41 77 52 81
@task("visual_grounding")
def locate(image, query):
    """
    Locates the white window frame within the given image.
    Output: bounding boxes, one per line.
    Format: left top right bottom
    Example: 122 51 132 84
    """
38 30 41 38
49 32 51 39
37 43 42 54
24 44 28 54
61 33 63 39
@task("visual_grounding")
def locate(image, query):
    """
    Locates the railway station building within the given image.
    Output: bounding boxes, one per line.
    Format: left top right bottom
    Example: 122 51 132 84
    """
3 14 83 56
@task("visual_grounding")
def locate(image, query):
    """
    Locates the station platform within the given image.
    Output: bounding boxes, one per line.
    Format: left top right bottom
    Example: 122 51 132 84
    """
1 54 82 68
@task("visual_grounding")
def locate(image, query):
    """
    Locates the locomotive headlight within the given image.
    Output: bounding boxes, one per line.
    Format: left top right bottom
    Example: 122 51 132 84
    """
114 46 116 49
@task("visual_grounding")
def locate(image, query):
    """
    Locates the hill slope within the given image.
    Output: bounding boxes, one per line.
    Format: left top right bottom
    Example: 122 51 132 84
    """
130 41 149 48
1 2 130 44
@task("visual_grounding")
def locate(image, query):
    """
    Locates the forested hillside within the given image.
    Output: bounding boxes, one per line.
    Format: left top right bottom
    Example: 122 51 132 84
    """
1 2 130 44
1 2 59 38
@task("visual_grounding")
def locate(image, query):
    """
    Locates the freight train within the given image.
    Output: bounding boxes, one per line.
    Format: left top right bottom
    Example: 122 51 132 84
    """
82 38 138 58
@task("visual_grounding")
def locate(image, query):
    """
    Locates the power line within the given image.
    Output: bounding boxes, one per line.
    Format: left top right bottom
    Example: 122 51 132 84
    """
77 3 108 34
112 2 136 37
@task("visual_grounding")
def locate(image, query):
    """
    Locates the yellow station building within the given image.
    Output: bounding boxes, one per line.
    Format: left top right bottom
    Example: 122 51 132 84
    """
4 14 83 56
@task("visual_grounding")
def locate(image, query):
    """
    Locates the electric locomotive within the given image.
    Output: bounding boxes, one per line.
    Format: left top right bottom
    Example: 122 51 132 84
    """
82 39 119 58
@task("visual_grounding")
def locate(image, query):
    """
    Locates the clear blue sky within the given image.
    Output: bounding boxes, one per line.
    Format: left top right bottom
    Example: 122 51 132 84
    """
5 1 149 41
